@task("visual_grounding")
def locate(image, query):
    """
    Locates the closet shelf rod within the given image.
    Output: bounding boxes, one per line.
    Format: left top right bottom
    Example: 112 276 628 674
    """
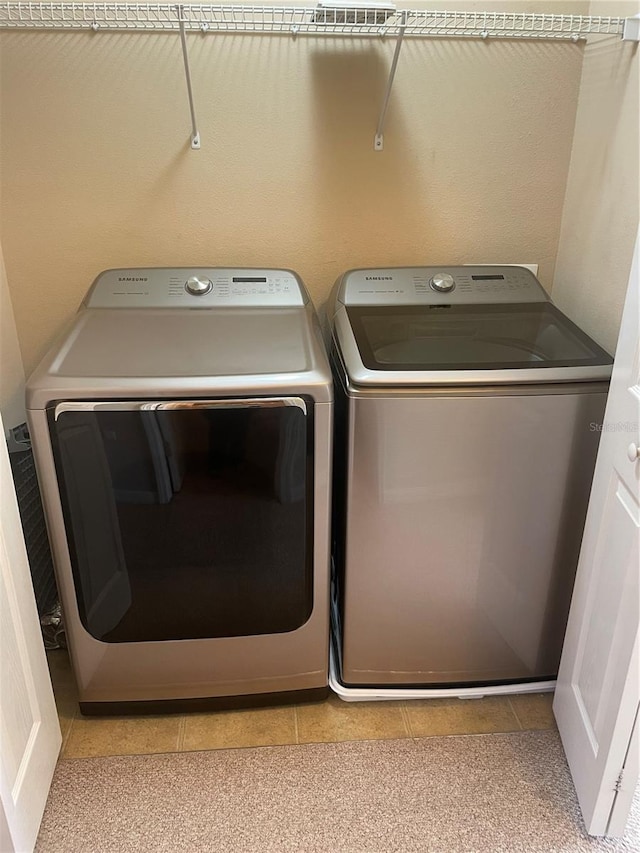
0 5 637 41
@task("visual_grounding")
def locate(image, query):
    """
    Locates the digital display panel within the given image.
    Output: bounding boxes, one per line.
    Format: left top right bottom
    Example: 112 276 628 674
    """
471 275 505 281
232 277 268 283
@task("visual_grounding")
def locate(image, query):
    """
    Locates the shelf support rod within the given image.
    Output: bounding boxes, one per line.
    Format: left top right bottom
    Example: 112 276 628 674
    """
374 11 407 152
177 4 201 149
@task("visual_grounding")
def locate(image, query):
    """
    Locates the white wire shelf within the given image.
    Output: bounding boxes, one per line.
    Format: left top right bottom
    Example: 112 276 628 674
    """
2 5 637 152
0 4 631 40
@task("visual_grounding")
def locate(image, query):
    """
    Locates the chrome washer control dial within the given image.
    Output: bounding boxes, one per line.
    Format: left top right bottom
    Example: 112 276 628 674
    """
185 276 212 296
430 273 456 293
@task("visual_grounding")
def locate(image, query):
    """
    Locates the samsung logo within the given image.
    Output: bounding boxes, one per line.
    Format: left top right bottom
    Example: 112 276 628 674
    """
365 276 393 281
118 277 148 282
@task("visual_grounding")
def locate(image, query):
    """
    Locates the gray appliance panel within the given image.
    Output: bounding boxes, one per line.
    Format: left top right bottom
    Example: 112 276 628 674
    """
85 268 307 308
337 386 606 686
332 265 548 309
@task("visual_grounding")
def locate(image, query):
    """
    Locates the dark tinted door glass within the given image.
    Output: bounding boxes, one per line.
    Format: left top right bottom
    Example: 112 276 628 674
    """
50 401 313 642
348 303 612 370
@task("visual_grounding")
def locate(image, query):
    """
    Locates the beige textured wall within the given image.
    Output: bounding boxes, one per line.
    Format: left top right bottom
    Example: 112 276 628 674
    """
553 0 640 354
1 2 588 373
0 240 26 431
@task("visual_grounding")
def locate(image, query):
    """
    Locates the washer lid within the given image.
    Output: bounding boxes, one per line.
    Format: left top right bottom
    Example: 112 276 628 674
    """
334 301 613 386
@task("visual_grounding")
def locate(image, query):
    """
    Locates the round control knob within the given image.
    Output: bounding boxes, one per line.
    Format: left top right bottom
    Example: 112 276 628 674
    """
430 273 455 293
185 276 212 296
627 443 640 463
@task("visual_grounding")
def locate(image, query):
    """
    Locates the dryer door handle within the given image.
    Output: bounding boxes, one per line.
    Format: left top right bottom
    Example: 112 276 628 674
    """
54 397 307 420
152 398 307 414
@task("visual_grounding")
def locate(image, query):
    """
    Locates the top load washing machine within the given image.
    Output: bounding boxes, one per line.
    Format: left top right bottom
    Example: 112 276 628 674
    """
329 265 612 694
27 268 333 714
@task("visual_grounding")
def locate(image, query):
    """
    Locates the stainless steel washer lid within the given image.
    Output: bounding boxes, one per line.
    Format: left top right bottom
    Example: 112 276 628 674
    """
26 268 333 408
330 266 613 386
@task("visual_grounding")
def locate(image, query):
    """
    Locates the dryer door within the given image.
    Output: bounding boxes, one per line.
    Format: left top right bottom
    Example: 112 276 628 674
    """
49 398 313 643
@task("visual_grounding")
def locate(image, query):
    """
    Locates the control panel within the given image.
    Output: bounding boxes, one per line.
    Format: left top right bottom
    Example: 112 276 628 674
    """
338 266 549 306
84 268 307 308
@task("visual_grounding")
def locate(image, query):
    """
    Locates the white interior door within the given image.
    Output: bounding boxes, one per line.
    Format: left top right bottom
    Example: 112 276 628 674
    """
554 228 640 837
0 411 61 853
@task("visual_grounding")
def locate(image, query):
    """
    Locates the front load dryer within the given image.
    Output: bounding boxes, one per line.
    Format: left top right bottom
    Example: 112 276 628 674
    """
328 265 612 695
27 268 333 714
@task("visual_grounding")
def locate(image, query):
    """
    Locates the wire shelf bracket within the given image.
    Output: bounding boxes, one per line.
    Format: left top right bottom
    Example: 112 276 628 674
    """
177 4 201 149
1 4 638 151
374 9 406 151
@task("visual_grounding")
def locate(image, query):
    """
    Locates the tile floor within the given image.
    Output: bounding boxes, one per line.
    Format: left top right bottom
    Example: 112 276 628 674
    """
48 649 557 760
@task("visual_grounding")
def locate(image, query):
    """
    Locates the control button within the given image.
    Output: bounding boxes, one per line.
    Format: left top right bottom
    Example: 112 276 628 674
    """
185 276 212 296
430 273 456 293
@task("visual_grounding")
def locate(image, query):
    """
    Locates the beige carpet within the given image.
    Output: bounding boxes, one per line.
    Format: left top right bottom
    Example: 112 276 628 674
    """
36 730 639 853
